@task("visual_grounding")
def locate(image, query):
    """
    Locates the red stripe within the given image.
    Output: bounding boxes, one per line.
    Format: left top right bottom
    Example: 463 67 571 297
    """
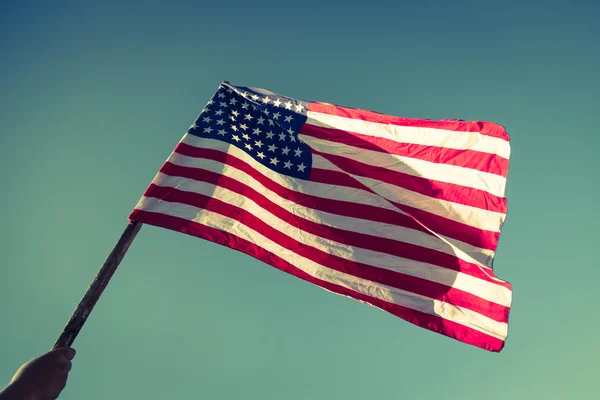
301 123 509 177
175 142 430 236
311 149 507 214
176 142 500 251
391 199 501 254
310 168 500 251
128 209 507 352
308 102 510 141
141 183 509 323
157 162 510 290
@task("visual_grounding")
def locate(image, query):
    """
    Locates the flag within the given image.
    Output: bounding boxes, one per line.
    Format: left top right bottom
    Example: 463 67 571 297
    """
130 81 512 352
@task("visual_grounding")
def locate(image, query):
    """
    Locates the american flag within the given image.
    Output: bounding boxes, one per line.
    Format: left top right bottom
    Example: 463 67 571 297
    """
130 82 512 352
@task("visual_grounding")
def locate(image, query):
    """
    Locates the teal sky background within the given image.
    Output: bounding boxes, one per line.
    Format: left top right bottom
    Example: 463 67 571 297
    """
1 0 599 399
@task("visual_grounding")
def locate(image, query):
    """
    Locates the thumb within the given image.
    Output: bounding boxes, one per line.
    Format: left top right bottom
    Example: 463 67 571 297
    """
54 347 76 360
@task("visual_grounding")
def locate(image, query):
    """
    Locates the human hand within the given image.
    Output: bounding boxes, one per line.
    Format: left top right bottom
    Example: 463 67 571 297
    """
1 347 76 400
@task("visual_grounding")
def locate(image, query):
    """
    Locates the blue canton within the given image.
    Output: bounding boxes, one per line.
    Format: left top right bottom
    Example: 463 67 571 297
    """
187 82 312 179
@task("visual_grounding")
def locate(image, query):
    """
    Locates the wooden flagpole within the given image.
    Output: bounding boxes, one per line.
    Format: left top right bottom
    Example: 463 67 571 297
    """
52 221 143 350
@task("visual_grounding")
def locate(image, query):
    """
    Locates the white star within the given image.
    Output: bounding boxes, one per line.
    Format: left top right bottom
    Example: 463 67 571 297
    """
241 91 249 98
269 157 279 166
220 102 227 108
207 99 214 105
278 132 287 141
294 148 303 157
263 109 270 116
284 115 293 123
257 151 266 159
232 110 240 117
226 87 233 93
297 163 306 172
254 140 263 148
253 128 262 135
281 146 290 155
268 119 274 126
218 92 226 98
272 112 281 120
265 131 275 139
251 94 260 101
284 101 293 110
240 123 248 130
215 109 224 116
244 143 253 151
241 102 250 110
290 135 296 142
216 119 225 125
268 144 277 152
262 96 271 104
242 133 250 140
232 134 241 142
189 124 198 130
230 98 238 105
273 98 282 107
229 115 236 121
283 160 292 169
257 116 265 125
295 103 304 112
231 125 238 131
244 114 253 121
203 127 213 133
287 128 294 135
217 129 226 136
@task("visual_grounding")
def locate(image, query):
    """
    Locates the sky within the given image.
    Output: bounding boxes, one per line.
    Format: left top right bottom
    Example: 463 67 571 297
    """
1 0 599 399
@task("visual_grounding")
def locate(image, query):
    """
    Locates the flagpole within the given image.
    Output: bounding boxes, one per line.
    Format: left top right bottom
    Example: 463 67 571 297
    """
52 220 143 350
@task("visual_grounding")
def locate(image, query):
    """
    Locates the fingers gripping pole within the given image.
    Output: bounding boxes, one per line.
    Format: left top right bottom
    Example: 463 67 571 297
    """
52 221 143 349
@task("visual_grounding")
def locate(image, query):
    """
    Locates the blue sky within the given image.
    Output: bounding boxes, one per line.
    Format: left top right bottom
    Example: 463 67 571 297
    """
1 1 599 399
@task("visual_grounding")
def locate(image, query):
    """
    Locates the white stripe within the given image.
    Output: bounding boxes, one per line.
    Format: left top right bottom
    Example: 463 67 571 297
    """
167 151 496 269
149 169 511 307
306 111 511 160
300 134 507 197
312 154 506 233
353 174 506 233
180 135 404 214
441 235 494 271
134 197 508 340
178 134 497 267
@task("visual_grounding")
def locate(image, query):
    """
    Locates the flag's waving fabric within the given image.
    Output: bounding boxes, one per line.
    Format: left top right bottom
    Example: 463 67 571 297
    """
130 82 512 352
